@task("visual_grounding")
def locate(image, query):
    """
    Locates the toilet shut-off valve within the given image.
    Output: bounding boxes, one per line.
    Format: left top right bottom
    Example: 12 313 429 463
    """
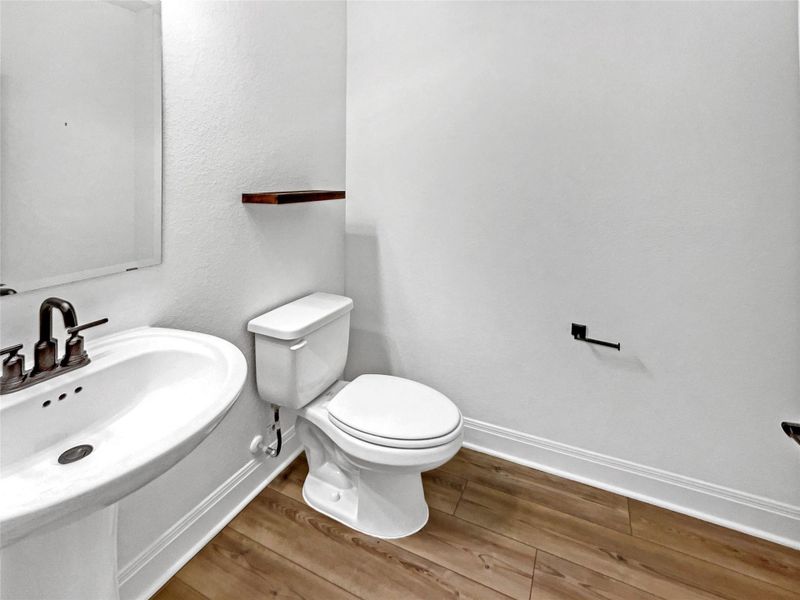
250 405 282 457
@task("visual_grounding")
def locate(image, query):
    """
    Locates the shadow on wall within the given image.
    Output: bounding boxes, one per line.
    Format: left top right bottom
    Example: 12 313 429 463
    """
344 224 399 379
588 344 652 378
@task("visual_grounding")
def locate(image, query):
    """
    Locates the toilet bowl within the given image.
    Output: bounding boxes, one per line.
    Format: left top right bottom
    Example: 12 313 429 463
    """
248 293 463 538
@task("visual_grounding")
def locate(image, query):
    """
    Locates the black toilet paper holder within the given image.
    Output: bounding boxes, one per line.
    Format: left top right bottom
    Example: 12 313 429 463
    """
571 323 621 351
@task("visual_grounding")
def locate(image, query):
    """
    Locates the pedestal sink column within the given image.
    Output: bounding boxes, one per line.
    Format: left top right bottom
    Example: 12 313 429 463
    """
0 505 119 600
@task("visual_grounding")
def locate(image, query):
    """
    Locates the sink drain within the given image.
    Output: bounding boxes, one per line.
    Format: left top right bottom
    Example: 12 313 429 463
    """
58 444 93 464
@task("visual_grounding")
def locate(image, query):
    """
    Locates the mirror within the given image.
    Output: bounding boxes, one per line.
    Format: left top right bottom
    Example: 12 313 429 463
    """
0 0 162 295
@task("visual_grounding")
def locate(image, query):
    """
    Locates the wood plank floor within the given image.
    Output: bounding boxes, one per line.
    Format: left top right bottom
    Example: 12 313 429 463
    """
154 448 800 600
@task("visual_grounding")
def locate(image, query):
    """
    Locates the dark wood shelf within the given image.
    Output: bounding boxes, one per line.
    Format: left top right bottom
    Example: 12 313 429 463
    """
242 190 345 204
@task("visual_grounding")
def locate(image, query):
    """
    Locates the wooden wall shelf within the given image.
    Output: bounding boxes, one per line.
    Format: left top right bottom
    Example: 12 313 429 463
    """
242 190 345 204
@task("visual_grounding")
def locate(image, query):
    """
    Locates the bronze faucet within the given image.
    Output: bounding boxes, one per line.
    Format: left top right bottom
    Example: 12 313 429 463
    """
0 297 107 394
32 297 79 375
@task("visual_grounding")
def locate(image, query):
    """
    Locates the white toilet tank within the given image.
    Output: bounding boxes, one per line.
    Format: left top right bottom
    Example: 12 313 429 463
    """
247 292 353 408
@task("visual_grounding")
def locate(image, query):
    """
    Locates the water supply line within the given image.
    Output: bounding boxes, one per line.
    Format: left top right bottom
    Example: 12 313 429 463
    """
250 405 282 457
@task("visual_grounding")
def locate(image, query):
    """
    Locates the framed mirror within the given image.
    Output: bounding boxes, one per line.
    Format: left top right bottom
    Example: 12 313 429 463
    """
1 0 163 295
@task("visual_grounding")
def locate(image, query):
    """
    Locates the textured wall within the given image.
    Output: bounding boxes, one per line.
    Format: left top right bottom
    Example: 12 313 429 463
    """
0 0 346 570
346 1 800 506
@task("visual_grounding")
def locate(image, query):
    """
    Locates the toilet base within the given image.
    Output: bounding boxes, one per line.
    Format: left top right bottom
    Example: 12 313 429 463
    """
294 389 462 539
302 465 429 539
296 411 458 539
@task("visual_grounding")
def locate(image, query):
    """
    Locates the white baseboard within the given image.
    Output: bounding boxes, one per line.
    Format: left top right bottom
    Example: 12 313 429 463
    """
118 427 302 600
463 417 800 550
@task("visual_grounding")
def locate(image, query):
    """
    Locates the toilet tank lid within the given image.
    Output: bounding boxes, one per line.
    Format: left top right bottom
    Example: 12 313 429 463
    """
248 292 353 340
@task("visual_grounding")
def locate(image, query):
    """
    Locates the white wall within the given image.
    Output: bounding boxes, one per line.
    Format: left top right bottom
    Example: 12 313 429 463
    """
346 0 800 531
0 0 345 581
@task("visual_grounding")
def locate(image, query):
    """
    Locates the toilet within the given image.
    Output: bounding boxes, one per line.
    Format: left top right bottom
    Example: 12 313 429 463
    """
248 292 463 539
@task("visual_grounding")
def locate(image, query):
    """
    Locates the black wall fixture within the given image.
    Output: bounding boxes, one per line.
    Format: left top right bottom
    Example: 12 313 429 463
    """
571 323 621 351
781 422 800 447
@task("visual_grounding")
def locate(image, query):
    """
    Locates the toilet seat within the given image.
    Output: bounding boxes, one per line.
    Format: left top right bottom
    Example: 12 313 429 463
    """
327 375 462 449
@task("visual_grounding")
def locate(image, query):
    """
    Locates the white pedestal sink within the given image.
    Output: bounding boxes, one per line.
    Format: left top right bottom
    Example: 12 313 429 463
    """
0 327 247 600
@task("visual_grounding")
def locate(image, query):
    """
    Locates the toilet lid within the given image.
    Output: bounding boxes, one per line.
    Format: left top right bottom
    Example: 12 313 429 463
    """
328 375 462 447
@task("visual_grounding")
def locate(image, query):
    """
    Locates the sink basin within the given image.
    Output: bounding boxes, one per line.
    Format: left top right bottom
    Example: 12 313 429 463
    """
0 327 247 599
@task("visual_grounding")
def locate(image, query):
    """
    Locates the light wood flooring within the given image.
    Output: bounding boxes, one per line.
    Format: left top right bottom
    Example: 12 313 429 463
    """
154 448 800 600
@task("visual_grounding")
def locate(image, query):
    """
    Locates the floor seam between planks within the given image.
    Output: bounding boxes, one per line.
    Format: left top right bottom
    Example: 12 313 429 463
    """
172 575 210 600
528 547 538 600
223 523 370 600
625 496 633 535
461 480 796 600
446 503 698 600
624 527 800 595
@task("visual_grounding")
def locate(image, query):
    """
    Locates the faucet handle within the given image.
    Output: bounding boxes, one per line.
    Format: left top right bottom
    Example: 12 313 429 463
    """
1 344 26 387
66 318 109 336
62 318 108 367
1 344 23 359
